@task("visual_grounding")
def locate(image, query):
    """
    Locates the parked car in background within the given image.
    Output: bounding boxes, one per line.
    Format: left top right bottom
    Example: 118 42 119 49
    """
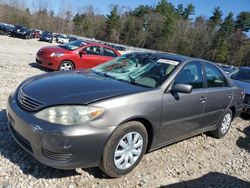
30 30 41 38
36 40 121 70
53 33 61 42
105 43 126 51
230 67 250 114
39 31 53 43
10 25 32 39
221 65 237 74
0 23 14 35
57 35 69 44
7 52 244 177
68 35 78 42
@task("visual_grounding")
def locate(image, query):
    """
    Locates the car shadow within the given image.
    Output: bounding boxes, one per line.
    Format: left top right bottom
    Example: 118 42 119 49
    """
240 113 250 121
161 172 250 188
236 123 250 153
0 109 81 179
29 62 52 72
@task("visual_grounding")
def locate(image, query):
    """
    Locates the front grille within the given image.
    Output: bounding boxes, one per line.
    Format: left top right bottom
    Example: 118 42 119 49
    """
17 90 43 112
244 94 250 105
9 123 33 153
42 148 72 161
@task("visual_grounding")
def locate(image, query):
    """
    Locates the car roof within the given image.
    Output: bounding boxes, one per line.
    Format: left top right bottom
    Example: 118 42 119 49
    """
86 42 119 50
127 52 193 63
239 66 250 70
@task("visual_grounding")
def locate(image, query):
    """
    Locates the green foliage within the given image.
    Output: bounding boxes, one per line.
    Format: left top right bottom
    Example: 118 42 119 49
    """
235 11 250 32
105 5 121 42
131 5 153 17
177 3 195 19
208 7 223 30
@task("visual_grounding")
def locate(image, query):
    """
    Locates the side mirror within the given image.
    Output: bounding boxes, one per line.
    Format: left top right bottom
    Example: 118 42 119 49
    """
80 49 87 55
79 49 86 58
171 83 192 94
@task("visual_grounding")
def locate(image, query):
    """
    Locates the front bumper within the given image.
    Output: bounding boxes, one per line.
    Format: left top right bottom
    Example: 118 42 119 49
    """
36 55 60 70
6 95 114 169
40 38 52 42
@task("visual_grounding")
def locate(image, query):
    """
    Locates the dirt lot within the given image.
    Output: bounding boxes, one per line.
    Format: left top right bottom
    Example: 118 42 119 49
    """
0 35 249 188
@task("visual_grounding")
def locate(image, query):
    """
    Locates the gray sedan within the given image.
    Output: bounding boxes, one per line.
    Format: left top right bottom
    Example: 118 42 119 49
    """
7 52 244 177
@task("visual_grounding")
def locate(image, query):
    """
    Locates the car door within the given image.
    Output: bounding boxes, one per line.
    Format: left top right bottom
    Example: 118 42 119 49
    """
202 63 233 127
79 46 102 68
159 61 206 145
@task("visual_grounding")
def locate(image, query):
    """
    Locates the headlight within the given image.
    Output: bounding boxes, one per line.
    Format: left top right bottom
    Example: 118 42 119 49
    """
34 105 105 125
50 52 64 57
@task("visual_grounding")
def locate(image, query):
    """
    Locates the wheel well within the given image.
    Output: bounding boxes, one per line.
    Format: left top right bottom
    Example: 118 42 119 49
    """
230 106 236 119
124 118 154 152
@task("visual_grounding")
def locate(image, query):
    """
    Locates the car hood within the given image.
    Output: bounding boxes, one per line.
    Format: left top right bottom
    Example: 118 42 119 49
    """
233 79 250 94
19 70 149 109
38 45 70 54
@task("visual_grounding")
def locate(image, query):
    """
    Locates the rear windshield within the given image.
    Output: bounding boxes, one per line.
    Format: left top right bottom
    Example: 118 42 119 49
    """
93 53 179 88
43 32 52 35
59 40 88 50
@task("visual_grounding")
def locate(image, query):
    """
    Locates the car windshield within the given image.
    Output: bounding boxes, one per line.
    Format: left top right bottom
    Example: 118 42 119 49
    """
59 40 88 50
230 68 250 83
92 53 178 88
60 35 67 39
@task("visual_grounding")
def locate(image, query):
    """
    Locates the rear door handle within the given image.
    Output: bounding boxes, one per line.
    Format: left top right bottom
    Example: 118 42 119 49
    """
226 93 232 99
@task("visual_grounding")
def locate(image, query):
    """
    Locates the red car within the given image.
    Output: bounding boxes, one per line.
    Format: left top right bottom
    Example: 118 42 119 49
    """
36 40 121 71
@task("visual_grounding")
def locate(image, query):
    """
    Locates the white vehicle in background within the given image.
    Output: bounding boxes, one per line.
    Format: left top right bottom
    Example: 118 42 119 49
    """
57 35 69 44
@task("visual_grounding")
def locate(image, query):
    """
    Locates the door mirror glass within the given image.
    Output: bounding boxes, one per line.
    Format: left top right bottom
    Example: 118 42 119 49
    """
171 83 192 94
80 49 87 55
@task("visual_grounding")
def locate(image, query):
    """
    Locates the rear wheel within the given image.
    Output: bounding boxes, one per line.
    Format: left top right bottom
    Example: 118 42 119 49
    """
210 109 232 138
59 61 74 71
99 121 148 178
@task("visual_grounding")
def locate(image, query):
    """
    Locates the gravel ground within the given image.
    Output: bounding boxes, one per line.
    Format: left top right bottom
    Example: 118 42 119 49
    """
0 35 249 188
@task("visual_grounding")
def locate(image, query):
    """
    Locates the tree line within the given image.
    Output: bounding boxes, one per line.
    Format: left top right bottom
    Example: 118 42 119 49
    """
0 0 249 66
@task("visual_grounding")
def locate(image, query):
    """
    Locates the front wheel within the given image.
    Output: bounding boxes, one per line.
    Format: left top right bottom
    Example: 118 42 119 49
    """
99 121 148 178
210 109 233 138
59 61 74 71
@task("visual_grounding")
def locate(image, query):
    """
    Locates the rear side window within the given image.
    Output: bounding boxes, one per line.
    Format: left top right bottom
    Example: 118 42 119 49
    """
174 62 203 89
103 47 117 57
205 63 228 88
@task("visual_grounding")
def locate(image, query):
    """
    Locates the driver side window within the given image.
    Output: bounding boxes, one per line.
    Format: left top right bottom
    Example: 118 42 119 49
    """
174 62 203 89
84 46 101 55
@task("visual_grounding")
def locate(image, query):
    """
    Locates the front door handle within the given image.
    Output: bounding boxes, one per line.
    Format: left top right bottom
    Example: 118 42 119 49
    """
200 96 207 103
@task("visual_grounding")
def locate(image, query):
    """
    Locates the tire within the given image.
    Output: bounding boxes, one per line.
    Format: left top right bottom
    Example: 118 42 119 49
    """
59 61 74 71
210 109 233 138
99 121 148 178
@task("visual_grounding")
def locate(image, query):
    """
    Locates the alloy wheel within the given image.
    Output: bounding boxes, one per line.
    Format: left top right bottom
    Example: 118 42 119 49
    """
60 62 73 71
